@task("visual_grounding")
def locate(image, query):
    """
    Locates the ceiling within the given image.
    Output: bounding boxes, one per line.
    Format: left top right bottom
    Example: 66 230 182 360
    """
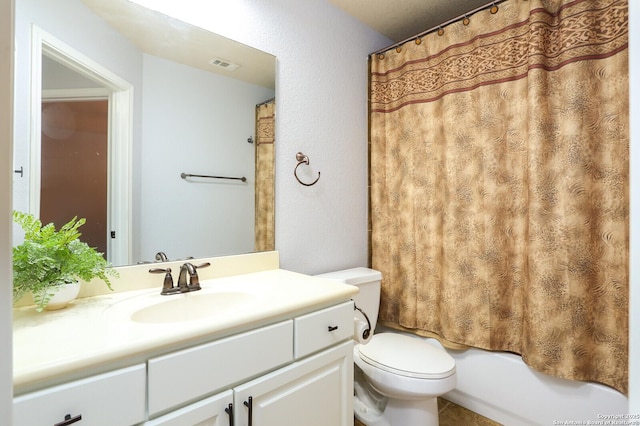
79 0 494 86
81 0 276 89
329 0 491 43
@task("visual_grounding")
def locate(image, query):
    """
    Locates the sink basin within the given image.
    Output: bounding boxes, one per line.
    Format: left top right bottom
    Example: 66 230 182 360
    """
129 292 257 324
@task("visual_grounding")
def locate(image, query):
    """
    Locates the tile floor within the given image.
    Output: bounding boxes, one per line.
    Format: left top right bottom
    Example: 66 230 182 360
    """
437 398 502 425
354 398 502 426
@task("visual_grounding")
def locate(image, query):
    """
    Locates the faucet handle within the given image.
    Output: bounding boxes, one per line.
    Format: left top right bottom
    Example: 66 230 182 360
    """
187 262 211 291
149 267 179 295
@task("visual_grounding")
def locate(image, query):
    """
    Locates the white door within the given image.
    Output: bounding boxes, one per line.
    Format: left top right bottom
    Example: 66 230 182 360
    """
40 99 109 257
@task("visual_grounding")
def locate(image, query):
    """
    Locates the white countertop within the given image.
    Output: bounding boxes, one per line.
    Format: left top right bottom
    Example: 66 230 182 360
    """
13 269 358 394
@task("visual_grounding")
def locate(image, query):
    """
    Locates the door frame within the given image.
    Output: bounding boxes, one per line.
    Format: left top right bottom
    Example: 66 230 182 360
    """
30 25 133 265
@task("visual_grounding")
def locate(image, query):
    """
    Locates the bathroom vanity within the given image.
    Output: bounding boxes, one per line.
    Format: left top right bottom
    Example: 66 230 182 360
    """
13 255 358 426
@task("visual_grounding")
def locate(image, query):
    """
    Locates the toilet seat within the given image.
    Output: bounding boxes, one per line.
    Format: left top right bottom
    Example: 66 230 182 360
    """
358 333 455 379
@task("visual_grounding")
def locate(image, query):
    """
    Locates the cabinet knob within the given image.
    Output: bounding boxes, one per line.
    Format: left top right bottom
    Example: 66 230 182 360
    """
54 413 82 426
328 325 339 332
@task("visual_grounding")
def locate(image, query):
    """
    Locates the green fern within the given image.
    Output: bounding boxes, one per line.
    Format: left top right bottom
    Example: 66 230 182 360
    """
12 211 118 311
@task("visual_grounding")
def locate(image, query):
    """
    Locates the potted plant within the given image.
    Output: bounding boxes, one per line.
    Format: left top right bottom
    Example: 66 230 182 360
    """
12 210 118 311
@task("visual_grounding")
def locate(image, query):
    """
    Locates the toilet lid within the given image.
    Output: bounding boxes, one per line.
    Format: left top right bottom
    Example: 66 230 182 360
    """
358 333 456 379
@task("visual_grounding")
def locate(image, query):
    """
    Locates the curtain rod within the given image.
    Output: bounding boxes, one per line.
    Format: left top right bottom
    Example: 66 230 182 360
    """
370 0 508 56
256 97 275 107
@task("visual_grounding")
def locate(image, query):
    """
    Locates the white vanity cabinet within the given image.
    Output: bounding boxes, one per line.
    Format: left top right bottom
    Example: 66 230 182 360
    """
148 301 355 426
148 340 353 426
233 341 353 426
147 321 294 417
147 320 294 421
14 298 355 426
13 364 146 426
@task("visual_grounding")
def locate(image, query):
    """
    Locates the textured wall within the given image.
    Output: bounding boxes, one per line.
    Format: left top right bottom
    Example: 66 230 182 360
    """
130 0 392 274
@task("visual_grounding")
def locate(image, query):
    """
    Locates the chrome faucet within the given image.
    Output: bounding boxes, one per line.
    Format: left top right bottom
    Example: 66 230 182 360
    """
177 262 211 293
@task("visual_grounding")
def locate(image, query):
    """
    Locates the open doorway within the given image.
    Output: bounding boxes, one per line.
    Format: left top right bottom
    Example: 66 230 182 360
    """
40 99 109 256
30 26 133 264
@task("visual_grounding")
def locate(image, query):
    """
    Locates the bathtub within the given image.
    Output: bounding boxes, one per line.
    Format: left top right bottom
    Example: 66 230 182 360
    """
381 328 629 425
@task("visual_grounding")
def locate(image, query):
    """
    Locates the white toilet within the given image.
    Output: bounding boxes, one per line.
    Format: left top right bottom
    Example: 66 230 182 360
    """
316 268 456 426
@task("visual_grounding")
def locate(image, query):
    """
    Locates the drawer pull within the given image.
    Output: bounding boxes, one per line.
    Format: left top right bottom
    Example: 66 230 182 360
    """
244 396 253 426
225 403 234 426
328 325 339 332
54 414 82 426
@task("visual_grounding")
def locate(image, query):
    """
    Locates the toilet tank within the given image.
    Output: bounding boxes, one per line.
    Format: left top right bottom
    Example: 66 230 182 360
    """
315 267 382 330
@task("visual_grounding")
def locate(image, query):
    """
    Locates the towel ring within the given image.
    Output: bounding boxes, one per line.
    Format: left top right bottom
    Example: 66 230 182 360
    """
294 152 320 186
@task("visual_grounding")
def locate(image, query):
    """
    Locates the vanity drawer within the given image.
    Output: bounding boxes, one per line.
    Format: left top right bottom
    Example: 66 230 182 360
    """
13 364 146 426
148 320 293 417
294 301 354 358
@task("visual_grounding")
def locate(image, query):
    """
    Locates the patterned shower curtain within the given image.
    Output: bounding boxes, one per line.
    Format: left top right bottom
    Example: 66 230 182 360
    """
369 0 629 393
254 100 275 252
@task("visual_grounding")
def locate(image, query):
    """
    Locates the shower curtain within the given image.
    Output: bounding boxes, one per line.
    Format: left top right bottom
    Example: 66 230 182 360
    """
254 100 275 251
369 0 629 393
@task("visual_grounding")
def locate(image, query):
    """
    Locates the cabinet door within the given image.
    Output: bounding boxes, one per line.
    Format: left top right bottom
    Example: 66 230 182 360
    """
234 341 353 426
143 390 233 426
13 364 146 426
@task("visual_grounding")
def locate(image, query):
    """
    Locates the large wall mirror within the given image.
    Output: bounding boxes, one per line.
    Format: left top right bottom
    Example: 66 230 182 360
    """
13 0 276 266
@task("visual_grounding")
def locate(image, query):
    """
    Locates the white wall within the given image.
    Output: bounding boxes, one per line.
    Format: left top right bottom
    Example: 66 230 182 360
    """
0 1 14 422
139 53 274 261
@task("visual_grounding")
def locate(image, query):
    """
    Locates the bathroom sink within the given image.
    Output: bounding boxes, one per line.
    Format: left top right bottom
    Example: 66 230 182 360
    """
103 287 262 326
129 292 258 324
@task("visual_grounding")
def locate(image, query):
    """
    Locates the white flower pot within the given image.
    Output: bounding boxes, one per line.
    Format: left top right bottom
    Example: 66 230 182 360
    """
44 282 81 311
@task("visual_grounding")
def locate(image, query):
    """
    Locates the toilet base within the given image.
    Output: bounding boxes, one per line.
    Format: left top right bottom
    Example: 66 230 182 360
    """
354 361 445 426
355 393 440 426
384 396 439 426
